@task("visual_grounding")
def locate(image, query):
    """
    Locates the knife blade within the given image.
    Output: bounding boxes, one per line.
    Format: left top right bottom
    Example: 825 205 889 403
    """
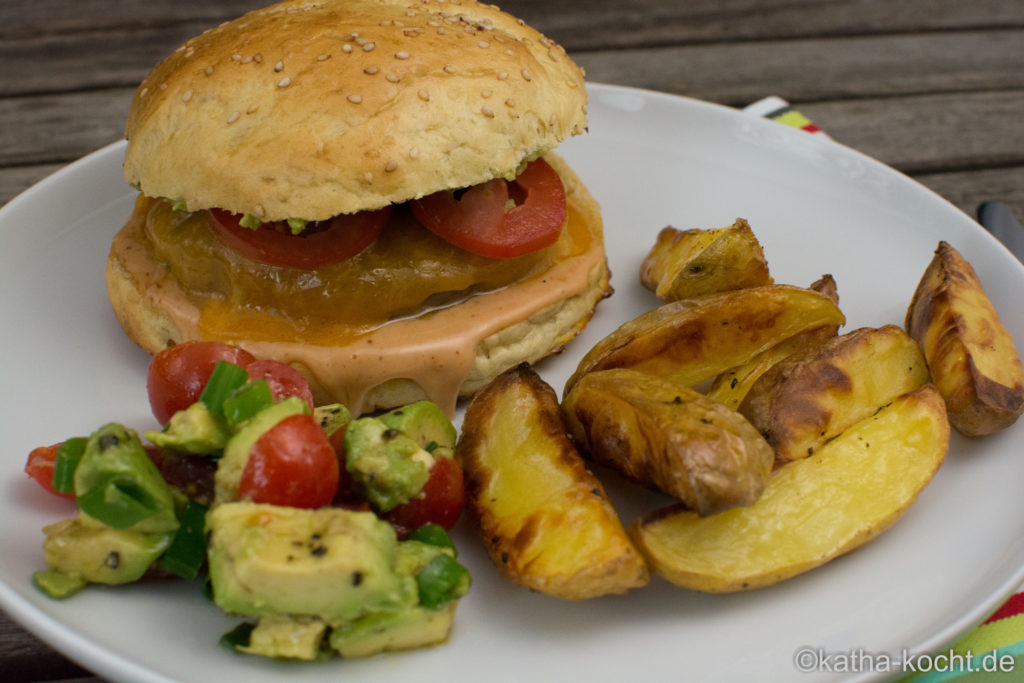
977 201 1024 263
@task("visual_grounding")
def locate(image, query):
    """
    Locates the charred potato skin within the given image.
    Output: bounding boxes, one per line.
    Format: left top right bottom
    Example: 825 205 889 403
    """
739 325 931 462
906 241 1024 436
457 363 648 600
565 284 846 394
629 384 950 592
562 369 773 516
640 219 772 301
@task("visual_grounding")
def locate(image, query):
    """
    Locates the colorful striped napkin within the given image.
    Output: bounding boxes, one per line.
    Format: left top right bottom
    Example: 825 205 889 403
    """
741 96 1024 682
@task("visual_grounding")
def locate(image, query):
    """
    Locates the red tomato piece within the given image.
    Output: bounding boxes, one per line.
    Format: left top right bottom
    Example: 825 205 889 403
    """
244 359 314 409
409 158 567 259
147 341 256 424
384 454 465 538
25 443 75 499
207 206 391 269
237 414 339 509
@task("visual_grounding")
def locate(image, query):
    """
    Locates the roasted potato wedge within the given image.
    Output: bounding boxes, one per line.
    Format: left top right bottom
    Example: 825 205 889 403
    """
562 369 773 516
457 363 648 600
565 284 846 393
706 275 840 410
739 325 930 463
906 241 1024 436
640 219 772 301
630 384 949 592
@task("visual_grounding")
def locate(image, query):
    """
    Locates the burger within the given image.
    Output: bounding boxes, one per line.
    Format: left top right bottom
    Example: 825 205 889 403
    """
106 0 610 416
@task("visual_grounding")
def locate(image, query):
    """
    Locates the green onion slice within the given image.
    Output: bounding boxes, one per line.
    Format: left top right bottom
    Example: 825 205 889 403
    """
415 554 470 610
199 362 249 417
222 379 273 428
76 473 160 529
158 500 209 580
407 523 456 554
51 437 87 494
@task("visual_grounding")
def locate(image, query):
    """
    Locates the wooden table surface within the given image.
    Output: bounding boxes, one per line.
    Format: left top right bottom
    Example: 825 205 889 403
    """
2 1 1022 680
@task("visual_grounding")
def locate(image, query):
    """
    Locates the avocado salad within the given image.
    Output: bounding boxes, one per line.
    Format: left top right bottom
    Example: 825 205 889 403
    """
26 343 471 662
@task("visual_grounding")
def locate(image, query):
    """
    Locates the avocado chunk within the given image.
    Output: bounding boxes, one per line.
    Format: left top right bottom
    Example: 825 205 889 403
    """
329 603 457 658
145 401 231 455
314 403 352 439
207 502 414 622
74 423 179 534
214 397 308 504
38 517 172 591
378 401 457 458
238 615 329 660
344 417 433 513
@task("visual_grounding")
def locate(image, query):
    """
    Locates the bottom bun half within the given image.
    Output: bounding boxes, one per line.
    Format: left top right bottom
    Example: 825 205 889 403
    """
106 154 611 416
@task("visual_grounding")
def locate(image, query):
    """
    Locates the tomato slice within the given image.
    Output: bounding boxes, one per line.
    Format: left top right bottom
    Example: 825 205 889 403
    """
208 206 391 269
147 341 256 425
25 443 75 499
244 359 314 409
383 455 465 538
409 158 567 259
237 414 339 509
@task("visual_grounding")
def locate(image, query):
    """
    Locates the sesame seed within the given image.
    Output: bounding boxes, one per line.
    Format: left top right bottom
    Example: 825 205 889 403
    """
274 60 284 72
442 64 456 74
254 204 266 218
139 87 149 98
317 53 331 61
205 65 214 75
481 89 492 98
548 49 558 61
497 71 508 80
185 47 195 58
505 98 515 107
277 77 291 87
182 89 194 102
355 36 367 45
342 43 353 53
347 94 363 103
437 27 446 34
364 66 379 74
478 40 490 48
160 82 168 90
403 28 422 37
380 19 392 26
385 72 401 82
363 172 373 183
385 159 398 172
409 147 420 159
504 49 514 56
246 104 259 114
363 42 375 52
227 111 240 124
481 106 495 118
521 68 532 81
231 53 242 61
418 89 430 101
539 37 551 48
395 51 410 59
253 53 263 64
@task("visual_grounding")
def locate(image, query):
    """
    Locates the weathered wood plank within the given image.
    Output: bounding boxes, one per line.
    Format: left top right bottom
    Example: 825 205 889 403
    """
573 30 1024 106
4 0 1024 50
0 613 93 682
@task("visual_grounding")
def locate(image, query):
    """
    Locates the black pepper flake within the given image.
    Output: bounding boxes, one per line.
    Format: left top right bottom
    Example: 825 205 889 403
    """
352 571 364 586
500 552 509 564
105 551 120 569
98 434 120 450
590 487 603 498
700 418 713 425
730 377 738 389
310 544 327 557
382 428 400 440
672 396 684 404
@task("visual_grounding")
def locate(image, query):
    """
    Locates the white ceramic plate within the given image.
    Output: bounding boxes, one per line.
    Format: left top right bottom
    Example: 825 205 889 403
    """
2 83 1023 683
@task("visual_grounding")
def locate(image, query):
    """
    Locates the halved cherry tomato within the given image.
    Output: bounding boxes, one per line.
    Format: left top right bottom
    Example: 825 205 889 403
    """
208 206 392 269
409 158 566 259
25 443 75 499
237 414 338 509
384 455 465 538
244 359 314 409
147 341 256 425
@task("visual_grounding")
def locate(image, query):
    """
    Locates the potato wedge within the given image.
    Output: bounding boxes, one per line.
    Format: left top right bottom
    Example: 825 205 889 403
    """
705 275 840 410
906 241 1024 436
562 369 773 516
565 284 846 394
457 363 648 600
640 219 771 301
630 384 949 592
739 325 930 463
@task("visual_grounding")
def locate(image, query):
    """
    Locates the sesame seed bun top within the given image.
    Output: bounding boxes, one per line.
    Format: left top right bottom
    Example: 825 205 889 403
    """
123 0 589 221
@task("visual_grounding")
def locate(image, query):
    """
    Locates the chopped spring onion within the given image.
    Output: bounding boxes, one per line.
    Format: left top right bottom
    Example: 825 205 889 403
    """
199 361 249 417
76 473 160 530
220 622 255 651
223 379 273 428
415 554 470 610
51 437 87 495
407 523 456 554
158 500 209 580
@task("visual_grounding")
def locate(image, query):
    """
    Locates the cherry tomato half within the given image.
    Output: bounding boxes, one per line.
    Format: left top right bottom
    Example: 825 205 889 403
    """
245 359 314 409
409 158 566 259
24 443 75 499
237 414 339 509
384 455 465 538
147 342 256 425
208 207 392 269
